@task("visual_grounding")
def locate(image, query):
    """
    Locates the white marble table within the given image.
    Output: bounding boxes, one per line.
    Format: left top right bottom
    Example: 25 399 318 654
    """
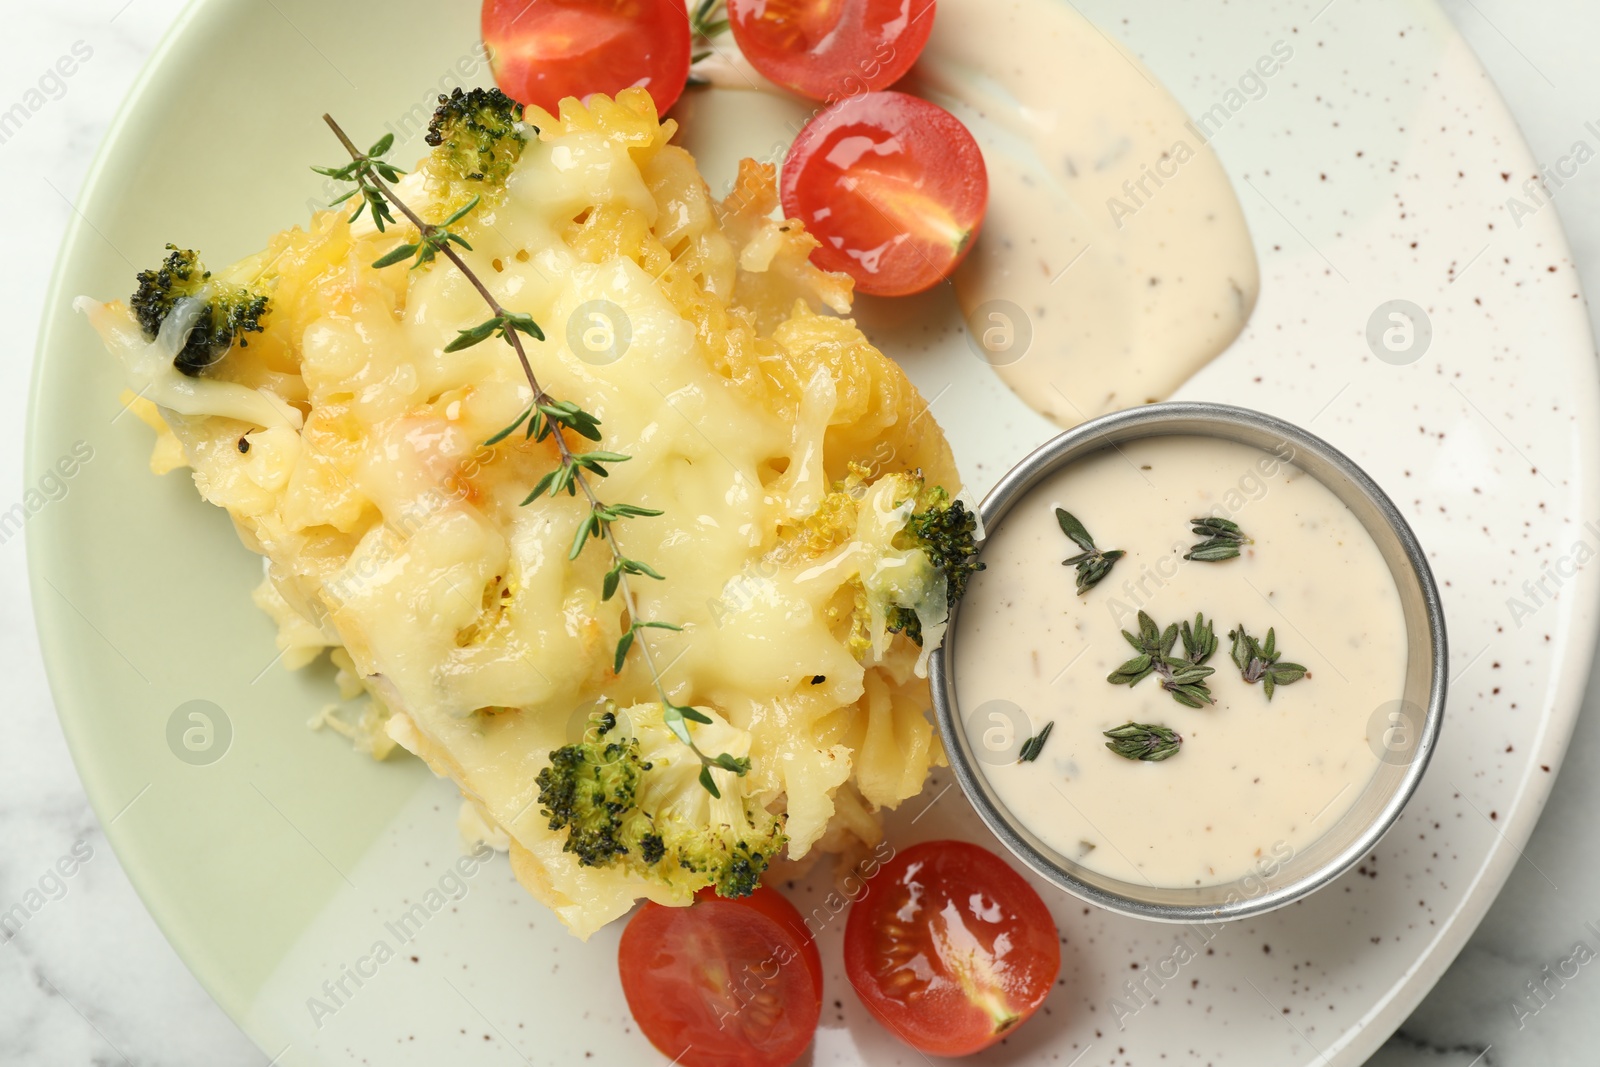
3 1 1596 1063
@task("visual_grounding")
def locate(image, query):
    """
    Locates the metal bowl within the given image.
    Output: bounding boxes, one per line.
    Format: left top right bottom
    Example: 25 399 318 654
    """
929 402 1447 923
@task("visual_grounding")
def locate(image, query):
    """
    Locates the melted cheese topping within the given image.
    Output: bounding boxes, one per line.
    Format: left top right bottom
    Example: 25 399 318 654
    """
84 90 959 937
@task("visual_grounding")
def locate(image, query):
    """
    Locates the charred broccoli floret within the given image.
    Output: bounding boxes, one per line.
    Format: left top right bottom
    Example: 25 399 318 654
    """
425 87 529 183
886 486 985 645
535 704 784 898
130 245 269 376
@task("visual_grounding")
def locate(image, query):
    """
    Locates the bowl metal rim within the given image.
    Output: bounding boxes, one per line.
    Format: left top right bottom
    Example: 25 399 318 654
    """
929 401 1448 923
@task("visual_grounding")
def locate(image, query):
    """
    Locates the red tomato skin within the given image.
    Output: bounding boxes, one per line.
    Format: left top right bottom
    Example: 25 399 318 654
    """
482 0 693 115
781 91 988 297
843 840 1061 1056
726 0 938 102
717 885 824 990
619 887 823 1067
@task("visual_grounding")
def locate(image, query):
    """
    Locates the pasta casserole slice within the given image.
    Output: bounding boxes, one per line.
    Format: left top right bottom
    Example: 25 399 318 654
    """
81 88 978 938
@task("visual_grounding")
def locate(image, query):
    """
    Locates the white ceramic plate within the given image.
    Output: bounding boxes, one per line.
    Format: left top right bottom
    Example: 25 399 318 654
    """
28 0 1598 1063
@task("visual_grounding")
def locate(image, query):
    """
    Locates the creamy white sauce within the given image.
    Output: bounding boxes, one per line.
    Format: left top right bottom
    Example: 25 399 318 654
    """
952 437 1406 887
690 0 1262 429
915 1 1262 427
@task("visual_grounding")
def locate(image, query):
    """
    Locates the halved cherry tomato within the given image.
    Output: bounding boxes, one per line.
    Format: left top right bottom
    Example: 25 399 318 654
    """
726 0 937 101
482 0 693 115
619 886 823 1067
844 840 1060 1056
781 90 987 297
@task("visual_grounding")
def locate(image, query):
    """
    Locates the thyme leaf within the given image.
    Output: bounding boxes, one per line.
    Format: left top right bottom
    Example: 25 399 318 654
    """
1107 652 1155 687
1185 516 1253 562
1106 610 1217 707
690 0 729 40
1228 623 1308 700
311 131 403 232
1180 611 1217 665
446 308 545 353
1104 722 1183 762
319 113 737 793
1056 508 1125 595
1018 721 1055 763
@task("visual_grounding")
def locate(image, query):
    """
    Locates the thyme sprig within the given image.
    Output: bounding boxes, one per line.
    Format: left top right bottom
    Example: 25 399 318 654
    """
690 0 729 63
1056 508 1125 595
690 0 729 39
1018 721 1054 763
319 114 747 795
372 195 481 269
1228 624 1308 701
1106 610 1216 708
450 311 545 357
1104 722 1183 762
1105 610 1165 687
1185 517 1253 562
312 132 403 232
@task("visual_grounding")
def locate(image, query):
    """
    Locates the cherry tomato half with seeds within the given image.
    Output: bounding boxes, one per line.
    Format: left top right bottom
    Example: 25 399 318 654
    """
619 886 823 1067
844 840 1060 1056
726 0 937 102
482 0 693 116
781 90 987 297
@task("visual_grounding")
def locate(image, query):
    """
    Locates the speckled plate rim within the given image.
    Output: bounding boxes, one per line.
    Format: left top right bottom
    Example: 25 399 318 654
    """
1266 41 1600 1064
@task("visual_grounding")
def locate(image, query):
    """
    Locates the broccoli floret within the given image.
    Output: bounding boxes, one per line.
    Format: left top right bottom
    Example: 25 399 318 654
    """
535 704 785 898
886 485 985 646
130 245 269 376
780 470 983 657
425 87 529 184
534 710 660 866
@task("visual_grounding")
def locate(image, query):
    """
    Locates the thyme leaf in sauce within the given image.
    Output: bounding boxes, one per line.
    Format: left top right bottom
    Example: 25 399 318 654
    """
1228 623 1309 700
1184 516 1253 562
1018 721 1055 763
1104 722 1183 762
1056 508 1125 594
1180 611 1217 666
1107 611 1163 685
1107 652 1156 687
1158 663 1217 708
1106 610 1217 707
